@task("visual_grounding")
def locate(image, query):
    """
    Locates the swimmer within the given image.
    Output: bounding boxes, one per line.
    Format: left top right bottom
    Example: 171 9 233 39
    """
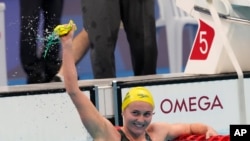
60 23 218 141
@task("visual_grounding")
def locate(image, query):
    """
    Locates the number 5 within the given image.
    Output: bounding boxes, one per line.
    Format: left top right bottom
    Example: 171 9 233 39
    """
199 31 208 54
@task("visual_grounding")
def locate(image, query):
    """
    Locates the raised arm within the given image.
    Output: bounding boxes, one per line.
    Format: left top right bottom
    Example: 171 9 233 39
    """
59 24 115 140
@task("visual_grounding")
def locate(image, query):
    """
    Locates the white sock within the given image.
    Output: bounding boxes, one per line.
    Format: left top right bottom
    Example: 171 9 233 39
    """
56 74 64 82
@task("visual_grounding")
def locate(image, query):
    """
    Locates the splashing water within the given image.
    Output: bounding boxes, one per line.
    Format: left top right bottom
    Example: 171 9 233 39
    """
37 32 60 58
36 20 75 58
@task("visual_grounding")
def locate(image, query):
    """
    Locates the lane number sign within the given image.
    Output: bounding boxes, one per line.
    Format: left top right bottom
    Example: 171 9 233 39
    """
190 20 215 60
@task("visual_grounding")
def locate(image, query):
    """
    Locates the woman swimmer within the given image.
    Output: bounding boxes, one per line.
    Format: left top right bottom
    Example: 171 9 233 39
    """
59 22 218 141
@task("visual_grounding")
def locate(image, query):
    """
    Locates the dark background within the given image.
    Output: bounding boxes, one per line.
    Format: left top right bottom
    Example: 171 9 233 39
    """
1 0 197 85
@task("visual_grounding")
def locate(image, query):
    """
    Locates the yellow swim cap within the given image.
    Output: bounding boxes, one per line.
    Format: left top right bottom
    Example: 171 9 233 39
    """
122 87 154 111
54 20 77 36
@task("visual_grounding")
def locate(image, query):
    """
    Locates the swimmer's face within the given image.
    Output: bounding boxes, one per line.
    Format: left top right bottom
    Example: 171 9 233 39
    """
122 101 154 135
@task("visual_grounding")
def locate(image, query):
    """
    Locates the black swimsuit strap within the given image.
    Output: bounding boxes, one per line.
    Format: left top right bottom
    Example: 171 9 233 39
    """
145 132 151 141
117 129 152 141
118 129 130 141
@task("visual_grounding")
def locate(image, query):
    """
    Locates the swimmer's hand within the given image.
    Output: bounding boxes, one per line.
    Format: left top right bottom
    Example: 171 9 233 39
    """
54 20 77 37
58 21 76 48
205 126 218 139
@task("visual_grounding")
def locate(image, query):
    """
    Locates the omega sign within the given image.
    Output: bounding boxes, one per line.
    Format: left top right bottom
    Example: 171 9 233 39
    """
160 95 223 113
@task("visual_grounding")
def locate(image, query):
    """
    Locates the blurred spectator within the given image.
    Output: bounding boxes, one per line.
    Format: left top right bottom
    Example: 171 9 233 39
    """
53 0 158 81
19 0 64 84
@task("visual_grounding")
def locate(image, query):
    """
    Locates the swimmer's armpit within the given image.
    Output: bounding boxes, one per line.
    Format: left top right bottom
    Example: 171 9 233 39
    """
53 20 77 36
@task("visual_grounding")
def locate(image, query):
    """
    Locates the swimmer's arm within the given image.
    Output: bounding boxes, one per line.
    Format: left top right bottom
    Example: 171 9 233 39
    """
61 28 116 140
166 122 218 139
149 122 217 140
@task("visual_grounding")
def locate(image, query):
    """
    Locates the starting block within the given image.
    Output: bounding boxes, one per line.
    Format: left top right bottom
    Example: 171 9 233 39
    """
177 0 250 74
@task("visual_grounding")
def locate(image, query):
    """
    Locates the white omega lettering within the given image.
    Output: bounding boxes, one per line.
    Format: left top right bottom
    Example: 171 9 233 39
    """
160 95 223 114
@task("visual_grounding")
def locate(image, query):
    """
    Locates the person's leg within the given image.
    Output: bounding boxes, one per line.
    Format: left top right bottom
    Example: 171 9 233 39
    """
54 29 90 81
81 0 121 79
121 0 158 76
72 29 90 64
42 0 64 82
20 0 45 84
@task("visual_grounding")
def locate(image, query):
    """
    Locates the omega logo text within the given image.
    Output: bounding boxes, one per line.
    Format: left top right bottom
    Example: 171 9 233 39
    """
160 95 223 113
